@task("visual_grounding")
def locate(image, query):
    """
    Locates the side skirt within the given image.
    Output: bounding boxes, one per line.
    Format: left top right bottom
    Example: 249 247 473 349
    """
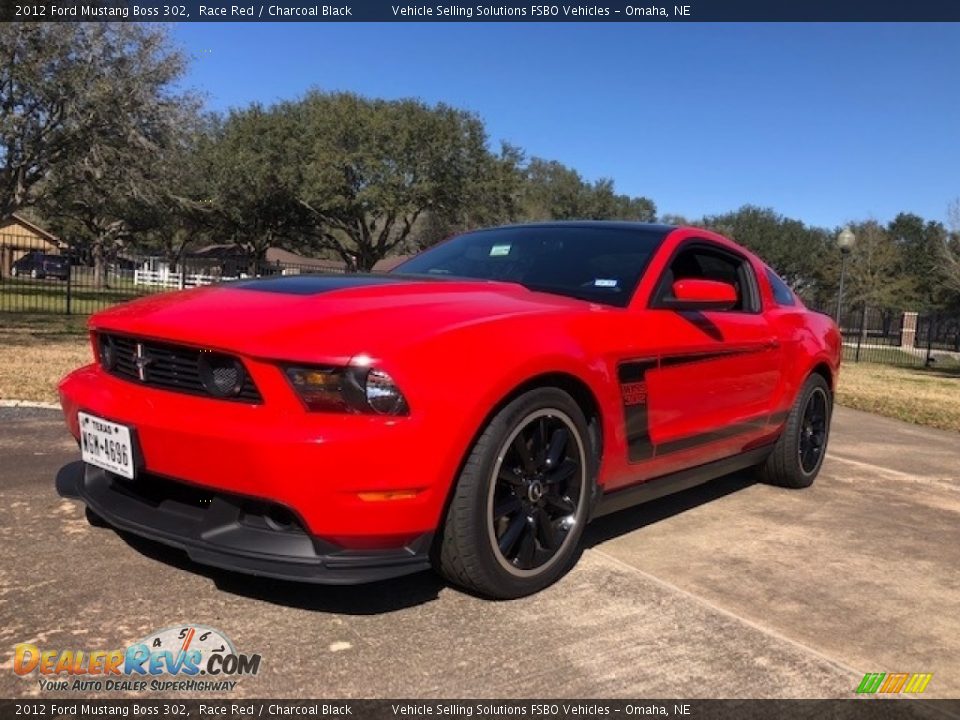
591 444 774 519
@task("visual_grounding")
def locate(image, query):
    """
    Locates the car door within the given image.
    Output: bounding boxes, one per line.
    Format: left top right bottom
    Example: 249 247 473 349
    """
617 240 782 482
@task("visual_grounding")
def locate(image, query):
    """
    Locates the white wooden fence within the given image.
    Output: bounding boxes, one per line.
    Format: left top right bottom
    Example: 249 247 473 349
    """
133 269 235 289
134 266 305 289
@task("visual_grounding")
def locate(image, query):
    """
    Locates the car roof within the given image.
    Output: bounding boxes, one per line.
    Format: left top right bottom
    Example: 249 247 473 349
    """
477 221 678 234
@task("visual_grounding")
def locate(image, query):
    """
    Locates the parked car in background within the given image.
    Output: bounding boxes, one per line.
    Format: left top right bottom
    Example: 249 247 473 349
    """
10 252 70 280
57 222 841 599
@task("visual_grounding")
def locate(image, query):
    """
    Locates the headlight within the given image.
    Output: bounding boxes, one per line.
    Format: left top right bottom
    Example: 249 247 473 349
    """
364 369 408 415
284 365 409 415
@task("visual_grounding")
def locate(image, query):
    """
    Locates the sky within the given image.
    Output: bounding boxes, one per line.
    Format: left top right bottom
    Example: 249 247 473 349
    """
171 23 960 229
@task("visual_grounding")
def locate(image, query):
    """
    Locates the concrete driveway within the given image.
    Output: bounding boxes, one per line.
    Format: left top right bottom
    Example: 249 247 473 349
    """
1 405 957 699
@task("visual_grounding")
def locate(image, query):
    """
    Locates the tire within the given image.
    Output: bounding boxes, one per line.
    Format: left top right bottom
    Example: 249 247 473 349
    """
437 387 594 599
30 268 39 279
10 266 17 278
758 373 832 488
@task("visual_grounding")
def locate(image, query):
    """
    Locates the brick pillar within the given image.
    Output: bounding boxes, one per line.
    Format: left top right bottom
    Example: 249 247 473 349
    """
901 311 918 348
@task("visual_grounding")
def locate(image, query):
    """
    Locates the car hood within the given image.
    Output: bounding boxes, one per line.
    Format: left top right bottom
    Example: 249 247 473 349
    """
89 274 589 364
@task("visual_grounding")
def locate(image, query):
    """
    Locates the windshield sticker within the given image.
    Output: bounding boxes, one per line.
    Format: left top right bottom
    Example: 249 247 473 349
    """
594 279 619 287
489 244 511 257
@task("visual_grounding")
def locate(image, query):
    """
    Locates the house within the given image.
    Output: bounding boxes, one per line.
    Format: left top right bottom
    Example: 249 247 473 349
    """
0 214 65 277
179 244 347 277
372 255 411 273
264 247 347 274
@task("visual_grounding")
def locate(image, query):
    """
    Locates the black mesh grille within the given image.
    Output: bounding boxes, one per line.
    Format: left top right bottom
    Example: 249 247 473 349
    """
101 334 262 403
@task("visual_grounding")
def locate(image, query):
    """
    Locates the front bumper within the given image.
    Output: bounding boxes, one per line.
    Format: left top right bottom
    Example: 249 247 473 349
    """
58 364 452 547
57 462 433 584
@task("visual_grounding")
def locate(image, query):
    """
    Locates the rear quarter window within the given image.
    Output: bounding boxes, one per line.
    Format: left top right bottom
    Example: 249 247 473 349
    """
765 268 797 307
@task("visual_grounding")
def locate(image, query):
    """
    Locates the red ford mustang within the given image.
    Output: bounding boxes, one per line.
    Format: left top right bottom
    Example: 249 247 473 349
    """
57 222 840 598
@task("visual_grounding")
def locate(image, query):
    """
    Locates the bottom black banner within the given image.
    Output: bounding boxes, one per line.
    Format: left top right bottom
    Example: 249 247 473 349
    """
1 700 958 720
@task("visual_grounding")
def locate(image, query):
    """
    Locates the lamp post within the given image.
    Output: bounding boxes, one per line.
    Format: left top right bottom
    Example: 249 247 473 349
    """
835 227 855 323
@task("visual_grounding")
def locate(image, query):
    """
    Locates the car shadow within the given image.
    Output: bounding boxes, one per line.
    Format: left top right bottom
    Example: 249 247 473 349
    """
115 531 446 614
74 466 755 613
583 470 756 548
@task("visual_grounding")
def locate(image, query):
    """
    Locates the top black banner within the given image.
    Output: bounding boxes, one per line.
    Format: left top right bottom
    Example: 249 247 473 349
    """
4 0 960 22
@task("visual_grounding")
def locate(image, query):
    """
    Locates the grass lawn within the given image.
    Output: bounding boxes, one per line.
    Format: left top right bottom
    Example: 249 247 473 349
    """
0 276 150 315
836 362 960 433
0 313 91 404
2 311 959 433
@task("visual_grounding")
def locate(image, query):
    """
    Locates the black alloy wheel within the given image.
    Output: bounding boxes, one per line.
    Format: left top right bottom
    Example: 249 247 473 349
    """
757 372 832 488
487 409 585 576
437 387 594 598
798 386 828 474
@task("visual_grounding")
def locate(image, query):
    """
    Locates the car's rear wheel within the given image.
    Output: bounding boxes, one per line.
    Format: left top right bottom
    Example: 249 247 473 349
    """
437 388 593 599
30 268 39 279
10 266 18 278
758 373 832 488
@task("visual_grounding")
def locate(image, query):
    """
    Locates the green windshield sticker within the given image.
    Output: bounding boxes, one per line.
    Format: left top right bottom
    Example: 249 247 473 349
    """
489 244 511 257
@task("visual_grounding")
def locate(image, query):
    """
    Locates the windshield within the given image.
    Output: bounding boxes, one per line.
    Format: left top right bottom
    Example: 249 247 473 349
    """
392 225 668 308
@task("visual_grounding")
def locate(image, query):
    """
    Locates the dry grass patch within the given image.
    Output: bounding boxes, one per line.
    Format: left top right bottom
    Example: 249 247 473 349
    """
0 314 90 404
837 362 960 433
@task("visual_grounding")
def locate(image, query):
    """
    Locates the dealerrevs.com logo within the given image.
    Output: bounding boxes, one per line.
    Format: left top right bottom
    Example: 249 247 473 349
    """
14 625 261 693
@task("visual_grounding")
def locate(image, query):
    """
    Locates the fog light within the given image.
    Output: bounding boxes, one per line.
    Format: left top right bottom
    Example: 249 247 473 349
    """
198 353 243 398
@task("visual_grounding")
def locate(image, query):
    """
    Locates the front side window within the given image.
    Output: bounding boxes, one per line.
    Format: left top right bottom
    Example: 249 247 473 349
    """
653 243 760 312
393 225 670 308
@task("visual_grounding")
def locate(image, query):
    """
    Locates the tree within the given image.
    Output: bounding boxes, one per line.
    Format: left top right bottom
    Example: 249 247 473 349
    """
887 212 949 308
844 220 913 309
658 213 692 226
520 159 591 220
28 24 194 286
943 199 960 297
293 92 502 272
409 142 525 252
128 116 218 270
0 23 82 217
198 104 310 272
518 158 655 223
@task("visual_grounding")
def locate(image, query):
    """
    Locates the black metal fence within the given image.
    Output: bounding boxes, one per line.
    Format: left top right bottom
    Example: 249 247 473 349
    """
0 233 346 316
810 301 960 369
4 232 960 371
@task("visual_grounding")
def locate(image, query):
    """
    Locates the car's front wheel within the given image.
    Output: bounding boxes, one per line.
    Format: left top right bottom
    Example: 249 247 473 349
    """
10 266 17 278
437 388 593 599
758 373 832 488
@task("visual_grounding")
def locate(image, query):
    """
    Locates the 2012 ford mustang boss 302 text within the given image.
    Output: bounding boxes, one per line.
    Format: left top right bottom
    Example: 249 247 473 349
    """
57 222 840 598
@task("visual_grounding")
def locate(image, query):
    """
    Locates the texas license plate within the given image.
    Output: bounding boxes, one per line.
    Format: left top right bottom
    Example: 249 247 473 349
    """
79 412 135 479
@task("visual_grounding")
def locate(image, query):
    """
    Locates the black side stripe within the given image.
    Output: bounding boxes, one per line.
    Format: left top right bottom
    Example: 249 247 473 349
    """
657 416 770 455
619 346 783 464
618 357 658 461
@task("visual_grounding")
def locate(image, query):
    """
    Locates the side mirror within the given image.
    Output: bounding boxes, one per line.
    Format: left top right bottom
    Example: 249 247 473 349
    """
663 279 737 311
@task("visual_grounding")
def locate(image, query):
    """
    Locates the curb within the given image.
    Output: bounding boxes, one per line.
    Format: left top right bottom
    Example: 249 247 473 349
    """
0 400 60 409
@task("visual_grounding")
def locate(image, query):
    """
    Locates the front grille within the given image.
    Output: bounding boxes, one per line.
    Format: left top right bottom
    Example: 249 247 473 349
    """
101 333 262 403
